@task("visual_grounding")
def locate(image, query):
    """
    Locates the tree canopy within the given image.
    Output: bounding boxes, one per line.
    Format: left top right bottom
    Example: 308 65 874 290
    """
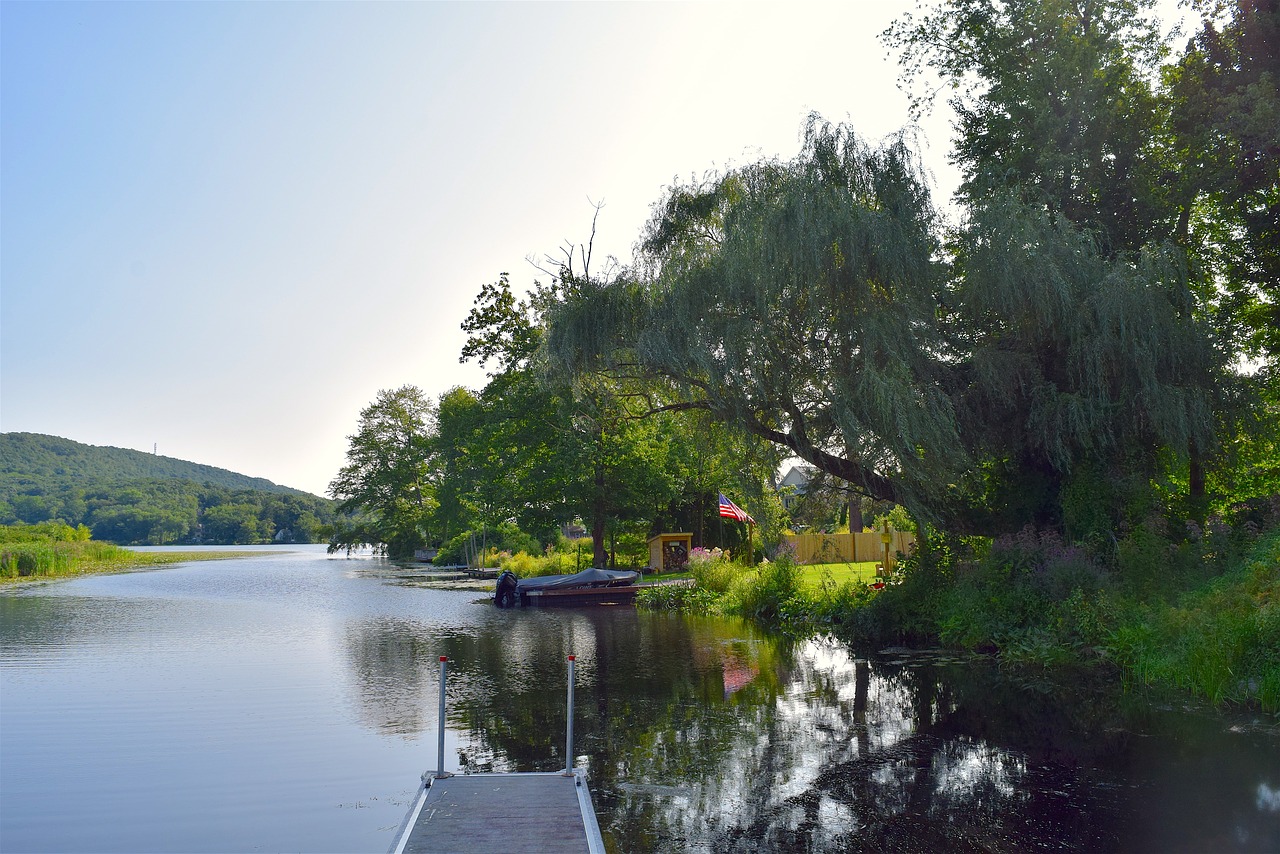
327 385 438 558
544 111 1229 536
332 0 1275 564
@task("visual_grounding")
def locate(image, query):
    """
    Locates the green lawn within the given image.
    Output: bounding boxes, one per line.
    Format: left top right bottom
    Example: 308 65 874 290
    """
797 561 881 589
643 561 882 591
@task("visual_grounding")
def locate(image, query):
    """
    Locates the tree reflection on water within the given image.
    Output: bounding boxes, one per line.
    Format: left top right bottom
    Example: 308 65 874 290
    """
344 608 1280 852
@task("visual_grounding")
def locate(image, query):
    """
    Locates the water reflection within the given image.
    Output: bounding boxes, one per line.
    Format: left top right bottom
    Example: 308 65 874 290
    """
343 608 1280 852
6 555 1273 853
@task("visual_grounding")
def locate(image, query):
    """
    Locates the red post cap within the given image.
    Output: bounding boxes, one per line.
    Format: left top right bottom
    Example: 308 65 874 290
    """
439 656 448 662
567 655 576 661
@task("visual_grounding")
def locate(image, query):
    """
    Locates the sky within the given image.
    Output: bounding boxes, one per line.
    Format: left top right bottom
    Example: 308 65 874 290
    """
0 1 1188 497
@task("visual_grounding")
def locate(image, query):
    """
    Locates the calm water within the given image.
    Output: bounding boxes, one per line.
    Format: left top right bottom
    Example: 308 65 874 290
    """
2 547 1278 853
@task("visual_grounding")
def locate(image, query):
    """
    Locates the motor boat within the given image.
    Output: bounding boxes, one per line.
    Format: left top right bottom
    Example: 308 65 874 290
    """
493 567 641 608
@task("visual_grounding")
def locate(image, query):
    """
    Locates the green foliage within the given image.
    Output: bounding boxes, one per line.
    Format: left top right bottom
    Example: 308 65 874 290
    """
434 522 541 567
635 582 721 615
545 115 1222 539
549 120 962 524
452 269 781 570
870 505 915 534
686 547 741 594
936 529 1110 651
1164 3 1280 364
328 386 438 558
884 0 1172 251
497 547 580 578
0 522 90 543
0 523 252 582
1106 530 1280 710
607 528 651 569
0 432 312 495
881 0 1276 522
725 556 800 624
841 545 948 644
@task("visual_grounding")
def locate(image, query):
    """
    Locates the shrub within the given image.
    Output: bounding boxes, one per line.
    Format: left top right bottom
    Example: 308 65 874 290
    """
500 551 540 576
688 547 741 593
636 583 720 614
728 555 800 623
0 523 91 544
839 537 948 645
434 523 541 567
498 549 578 578
805 577 878 633
1103 530 1280 711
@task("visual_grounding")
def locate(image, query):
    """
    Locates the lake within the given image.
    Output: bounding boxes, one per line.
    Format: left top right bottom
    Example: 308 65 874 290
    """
2 546 1277 852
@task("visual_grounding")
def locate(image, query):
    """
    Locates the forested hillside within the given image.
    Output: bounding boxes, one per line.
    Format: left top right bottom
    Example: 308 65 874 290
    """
0 433 335 545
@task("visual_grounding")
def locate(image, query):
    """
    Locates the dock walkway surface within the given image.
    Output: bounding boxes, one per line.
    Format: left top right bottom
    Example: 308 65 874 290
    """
391 770 605 854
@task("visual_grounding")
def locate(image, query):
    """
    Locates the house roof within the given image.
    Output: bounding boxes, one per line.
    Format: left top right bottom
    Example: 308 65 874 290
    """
778 464 815 492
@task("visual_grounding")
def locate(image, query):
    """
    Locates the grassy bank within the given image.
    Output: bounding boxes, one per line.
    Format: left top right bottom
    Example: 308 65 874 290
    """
1107 532 1279 709
638 525 1280 714
0 522 255 584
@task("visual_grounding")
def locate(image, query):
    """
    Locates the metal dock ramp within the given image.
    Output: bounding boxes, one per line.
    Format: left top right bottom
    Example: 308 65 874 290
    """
390 655 604 854
390 770 604 854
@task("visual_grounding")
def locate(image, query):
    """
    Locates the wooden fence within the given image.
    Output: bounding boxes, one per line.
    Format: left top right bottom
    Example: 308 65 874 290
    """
784 531 916 567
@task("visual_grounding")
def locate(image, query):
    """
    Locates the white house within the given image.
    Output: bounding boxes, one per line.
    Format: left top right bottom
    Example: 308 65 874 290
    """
777 464 816 510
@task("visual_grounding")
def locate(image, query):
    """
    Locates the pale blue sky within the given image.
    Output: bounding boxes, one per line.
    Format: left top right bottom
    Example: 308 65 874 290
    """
1 1 1185 497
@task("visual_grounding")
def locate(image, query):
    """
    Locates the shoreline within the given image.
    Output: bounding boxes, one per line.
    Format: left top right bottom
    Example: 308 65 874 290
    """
0 549 261 587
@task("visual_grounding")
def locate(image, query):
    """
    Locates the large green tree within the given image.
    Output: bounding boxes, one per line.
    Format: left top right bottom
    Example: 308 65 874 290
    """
884 0 1276 514
328 385 438 558
455 271 691 567
884 0 1175 253
544 118 1221 536
1165 0 1280 364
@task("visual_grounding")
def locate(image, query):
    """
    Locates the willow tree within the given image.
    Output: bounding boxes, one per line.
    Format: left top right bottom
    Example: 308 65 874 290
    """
882 0 1274 518
548 122 963 525
544 119 1220 536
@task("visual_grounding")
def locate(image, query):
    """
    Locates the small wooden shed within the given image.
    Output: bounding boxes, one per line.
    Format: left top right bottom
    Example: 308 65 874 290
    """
647 533 693 574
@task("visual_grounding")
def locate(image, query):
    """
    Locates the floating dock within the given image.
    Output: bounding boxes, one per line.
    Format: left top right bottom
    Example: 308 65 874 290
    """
390 770 604 854
390 655 604 854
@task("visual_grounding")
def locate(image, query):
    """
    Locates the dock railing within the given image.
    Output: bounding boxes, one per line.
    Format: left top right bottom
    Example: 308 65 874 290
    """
436 656 449 778
434 653 579 775
393 653 602 854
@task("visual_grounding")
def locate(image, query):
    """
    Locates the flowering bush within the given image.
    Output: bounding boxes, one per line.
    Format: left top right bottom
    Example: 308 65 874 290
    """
687 546 725 568
771 540 798 564
688 546 740 593
988 526 1109 601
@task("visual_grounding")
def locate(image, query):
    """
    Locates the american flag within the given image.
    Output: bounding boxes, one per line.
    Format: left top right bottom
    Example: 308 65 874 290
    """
718 493 755 525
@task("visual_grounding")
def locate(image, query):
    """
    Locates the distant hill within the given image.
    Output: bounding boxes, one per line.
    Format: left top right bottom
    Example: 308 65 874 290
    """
0 433 335 545
0 433 313 496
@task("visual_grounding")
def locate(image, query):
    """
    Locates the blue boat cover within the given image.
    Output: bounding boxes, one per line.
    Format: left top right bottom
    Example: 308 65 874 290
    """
515 567 639 592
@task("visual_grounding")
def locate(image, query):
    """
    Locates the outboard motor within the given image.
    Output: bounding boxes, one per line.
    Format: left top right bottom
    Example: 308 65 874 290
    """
494 570 519 608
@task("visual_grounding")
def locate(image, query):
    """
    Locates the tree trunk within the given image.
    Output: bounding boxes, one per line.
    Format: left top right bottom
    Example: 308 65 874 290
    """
1189 440 1207 522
